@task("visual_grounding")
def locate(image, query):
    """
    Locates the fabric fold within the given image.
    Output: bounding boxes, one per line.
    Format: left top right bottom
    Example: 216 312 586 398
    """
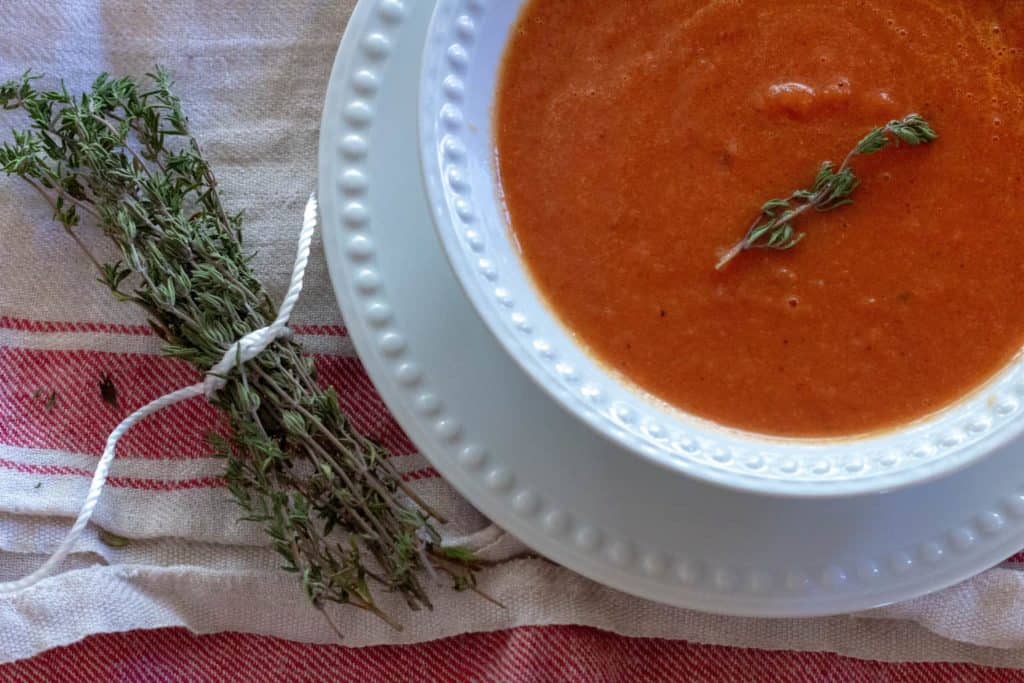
1 0 1022 667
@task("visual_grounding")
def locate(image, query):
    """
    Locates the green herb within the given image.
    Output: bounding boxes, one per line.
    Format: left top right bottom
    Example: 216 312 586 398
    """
34 388 57 412
716 114 938 270
0 69 479 629
99 373 118 408
98 529 130 548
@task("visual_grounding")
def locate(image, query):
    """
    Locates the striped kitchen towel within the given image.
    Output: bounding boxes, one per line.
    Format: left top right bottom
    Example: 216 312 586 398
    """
3 0 1024 673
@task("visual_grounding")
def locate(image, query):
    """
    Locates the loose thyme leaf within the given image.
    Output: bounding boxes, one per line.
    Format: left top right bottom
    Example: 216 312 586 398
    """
98 529 131 548
99 373 118 408
716 114 938 270
33 388 57 412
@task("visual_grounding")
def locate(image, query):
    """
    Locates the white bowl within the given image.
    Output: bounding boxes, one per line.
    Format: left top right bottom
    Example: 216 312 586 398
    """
417 0 1024 497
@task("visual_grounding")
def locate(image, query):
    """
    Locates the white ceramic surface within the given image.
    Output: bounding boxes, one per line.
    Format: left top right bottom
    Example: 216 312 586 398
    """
418 0 1024 497
320 0 1024 616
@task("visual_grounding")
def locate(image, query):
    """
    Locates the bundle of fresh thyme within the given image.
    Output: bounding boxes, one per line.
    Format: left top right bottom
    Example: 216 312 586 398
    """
0 69 478 629
716 113 938 270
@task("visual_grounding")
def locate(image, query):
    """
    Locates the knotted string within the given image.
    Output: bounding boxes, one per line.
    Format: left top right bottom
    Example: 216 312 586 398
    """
0 193 319 595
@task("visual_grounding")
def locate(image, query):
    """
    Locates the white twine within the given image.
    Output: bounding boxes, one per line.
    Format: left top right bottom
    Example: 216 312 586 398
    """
0 193 319 595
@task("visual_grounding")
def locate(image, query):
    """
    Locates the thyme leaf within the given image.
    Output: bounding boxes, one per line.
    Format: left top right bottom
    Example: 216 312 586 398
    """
99 373 118 408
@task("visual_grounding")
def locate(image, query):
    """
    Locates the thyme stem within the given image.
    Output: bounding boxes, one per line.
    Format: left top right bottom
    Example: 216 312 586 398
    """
716 113 938 270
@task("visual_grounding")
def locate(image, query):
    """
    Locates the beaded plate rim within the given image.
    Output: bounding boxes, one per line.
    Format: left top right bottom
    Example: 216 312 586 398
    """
319 0 1024 617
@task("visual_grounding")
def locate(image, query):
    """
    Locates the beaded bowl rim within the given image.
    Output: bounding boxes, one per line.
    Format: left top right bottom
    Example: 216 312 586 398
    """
320 0 1024 616
416 0 1024 498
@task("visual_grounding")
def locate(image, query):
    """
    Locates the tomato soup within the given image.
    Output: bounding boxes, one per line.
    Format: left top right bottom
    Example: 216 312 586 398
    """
496 0 1024 437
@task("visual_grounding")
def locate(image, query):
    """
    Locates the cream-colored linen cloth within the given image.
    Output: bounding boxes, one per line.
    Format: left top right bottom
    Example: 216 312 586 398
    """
2 0 1024 667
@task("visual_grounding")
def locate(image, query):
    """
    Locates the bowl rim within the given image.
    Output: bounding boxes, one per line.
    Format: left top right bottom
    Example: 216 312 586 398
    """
416 0 1024 499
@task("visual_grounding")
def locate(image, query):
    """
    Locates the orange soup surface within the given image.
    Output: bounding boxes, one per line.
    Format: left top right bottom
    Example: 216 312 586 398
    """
497 0 1024 437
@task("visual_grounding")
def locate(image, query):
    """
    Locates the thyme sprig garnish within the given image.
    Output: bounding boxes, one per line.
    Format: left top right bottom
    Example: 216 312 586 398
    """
0 69 480 629
716 114 938 270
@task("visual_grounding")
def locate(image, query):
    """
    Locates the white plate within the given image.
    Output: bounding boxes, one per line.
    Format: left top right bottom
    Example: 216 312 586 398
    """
417 0 1024 499
319 0 1024 616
